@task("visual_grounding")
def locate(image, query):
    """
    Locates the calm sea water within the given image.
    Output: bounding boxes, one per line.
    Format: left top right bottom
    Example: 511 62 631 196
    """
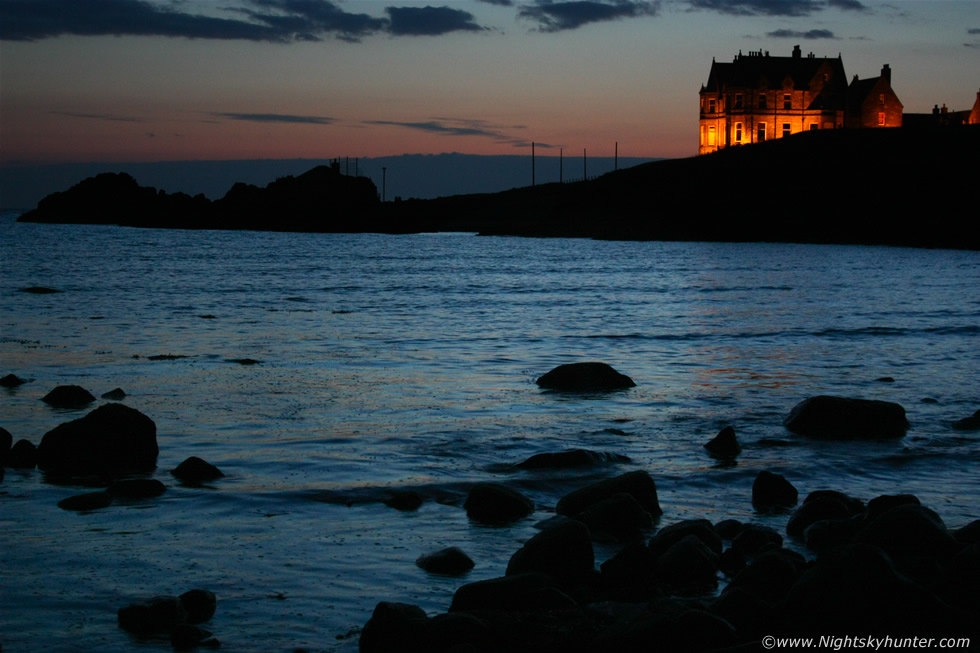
1 212 978 651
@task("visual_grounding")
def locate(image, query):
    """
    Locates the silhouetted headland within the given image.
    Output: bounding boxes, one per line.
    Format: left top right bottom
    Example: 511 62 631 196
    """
18 126 979 249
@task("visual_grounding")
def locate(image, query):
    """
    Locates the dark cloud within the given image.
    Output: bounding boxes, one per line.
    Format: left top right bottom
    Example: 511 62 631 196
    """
477 0 515 5
767 28 836 39
519 1 659 32
364 118 522 142
968 28 980 34
242 0 387 42
51 111 143 122
213 112 334 124
385 6 485 36
827 0 868 11
687 0 821 17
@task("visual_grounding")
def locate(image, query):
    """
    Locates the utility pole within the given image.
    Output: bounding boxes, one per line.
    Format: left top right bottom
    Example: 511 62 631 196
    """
615 142 618 171
560 148 563 184
382 167 386 202
583 148 587 181
532 141 535 187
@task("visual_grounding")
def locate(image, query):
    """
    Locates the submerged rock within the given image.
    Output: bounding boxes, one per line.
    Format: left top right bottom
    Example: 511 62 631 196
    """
171 456 224 484
118 595 185 634
557 470 663 519
7 439 38 469
1 373 28 388
464 482 535 524
952 409 980 431
515 449 630 470
703 426 741 459
108 478 167 499
384 490 424 511
38 403 158 476
58 491 113 511
41 385 96 408
101 387 126 400
752 471 798 510
179 589 217 624
19 286 61 294
536 362 635 392
360 602 429 653
783 395 909 439
417 547 475 576
0 426 11 463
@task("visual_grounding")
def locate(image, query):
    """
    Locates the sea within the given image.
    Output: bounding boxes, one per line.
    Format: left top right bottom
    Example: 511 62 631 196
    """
1 210 978 651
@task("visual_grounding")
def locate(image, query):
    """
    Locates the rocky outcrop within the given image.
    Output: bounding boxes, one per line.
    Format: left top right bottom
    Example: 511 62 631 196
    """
751 471 798 510
783 395 909 439
536 362 635 392
703 426 741 459
38 403 158 477
41 385 96 408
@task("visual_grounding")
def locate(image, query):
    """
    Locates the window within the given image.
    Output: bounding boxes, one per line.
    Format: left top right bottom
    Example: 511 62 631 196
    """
759 94 767 110
783 94 792 110
735 122 743 143
809 123 819 131
879 94 885 105
708 98 716 113
757 123 766 142
878 112 886 126
782 123 791 138
708 125 716 146
734 93 743 110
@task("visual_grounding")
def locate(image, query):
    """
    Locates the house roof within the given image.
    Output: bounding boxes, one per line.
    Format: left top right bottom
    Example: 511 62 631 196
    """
702 48 846 94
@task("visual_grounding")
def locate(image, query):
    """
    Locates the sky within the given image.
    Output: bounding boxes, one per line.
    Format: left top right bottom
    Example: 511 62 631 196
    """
1 0 978 169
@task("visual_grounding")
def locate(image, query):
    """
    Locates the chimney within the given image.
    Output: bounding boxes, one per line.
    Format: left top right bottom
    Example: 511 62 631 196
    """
792 45 801 59
881 64 891 84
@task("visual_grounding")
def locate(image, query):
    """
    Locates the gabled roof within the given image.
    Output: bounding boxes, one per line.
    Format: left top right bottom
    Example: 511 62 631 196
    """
703 48 846 93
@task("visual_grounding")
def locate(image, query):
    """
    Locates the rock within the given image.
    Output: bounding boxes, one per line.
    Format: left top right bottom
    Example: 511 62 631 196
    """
556 470 663 519
101 387 126 400
655 534 720 594
875 376 895 383
952 520 980 545
426 612 491 653
171 456 224 484
464 483 534 524
179 589 217 624
58 491 114 511
802 514 864 554
714 519 743 540
226 358 260 365
514 449 630 470
0 426 11 464
38 403 158 476
107 478 166 499
118 595 185 634
41 384 96 408
536 362 635 392
384 490 423 511
416 547 475 576
865 494 920 521
703 425 741 459
359 602 429 653
1 373 28 387
170 623 214 650
857 504 957 558
952 409 980 431
786 490 864 537
649 519 723 558
506 520 595 587
7 439 38 469
731 523 783 557
726 548 807 603
575 492 654 542
449 572 570 613
19 286 61 294
751 471 798 509
784 395 909 439
599 541 660 601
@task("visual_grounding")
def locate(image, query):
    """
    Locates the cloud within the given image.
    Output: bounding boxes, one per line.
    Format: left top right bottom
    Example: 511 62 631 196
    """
519 1 659 32
687 0 821 17
364 117 524 143
51 111 143 122
766 28 836 39
241 0 387 41
968 28 980 34
827 0 868 11
477 0 515 5
212 112 334 124
384 6 485 36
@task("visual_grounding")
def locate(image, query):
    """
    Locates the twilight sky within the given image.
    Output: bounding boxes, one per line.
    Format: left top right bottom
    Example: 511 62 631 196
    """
1 0 978 166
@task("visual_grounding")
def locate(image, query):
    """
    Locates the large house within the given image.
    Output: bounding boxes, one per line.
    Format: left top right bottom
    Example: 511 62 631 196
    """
698 45 902 155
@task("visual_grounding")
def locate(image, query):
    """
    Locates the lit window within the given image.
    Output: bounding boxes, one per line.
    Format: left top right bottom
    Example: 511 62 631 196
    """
735 122 743 142
708 125 716 145
782 123 791 138
734 93 743 110
783 94 792 110
757 123 766 142
759 94 767 110
878 112 885 126
700 126 705 145
709 98 716 113
809 124 819 131
879 94 885 105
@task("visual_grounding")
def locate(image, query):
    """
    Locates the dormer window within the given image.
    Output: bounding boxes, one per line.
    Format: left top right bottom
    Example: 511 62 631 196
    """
708 98 717 113
734 93 743 110
783 94 792 110
759 94 767 109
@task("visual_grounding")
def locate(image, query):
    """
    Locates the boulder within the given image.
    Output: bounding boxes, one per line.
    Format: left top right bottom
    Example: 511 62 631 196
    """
575 492 654 541
7 439 38 469
449 572 572 613
506 520 595 587
384 490 423 511
464 483 534 524
0 426 11 465
416 547 475 576
731 523 783 557
170 623 216 650
359 602 429 653
784 395 909 439
599 541 660 601
556 470 662 519
179 589 217 624
515 449 630 470
655 534 720 594
41 384 96 408
171 456 223 484
1 373 28 387
703 425 741 459
38 403 158 476
536 362 635 392
101 388 127 400
951 409 980 431
726 548 807 603
786 490 864 537
58 491 113 511
751 471 798 510
118 595 185 634
649 519 723 558
857 504 957 558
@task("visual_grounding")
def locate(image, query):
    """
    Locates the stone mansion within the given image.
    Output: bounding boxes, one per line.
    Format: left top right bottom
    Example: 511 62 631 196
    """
698 45 903 155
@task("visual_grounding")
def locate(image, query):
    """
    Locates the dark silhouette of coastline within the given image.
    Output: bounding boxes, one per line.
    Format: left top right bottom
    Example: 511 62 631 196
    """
17 126 979 249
